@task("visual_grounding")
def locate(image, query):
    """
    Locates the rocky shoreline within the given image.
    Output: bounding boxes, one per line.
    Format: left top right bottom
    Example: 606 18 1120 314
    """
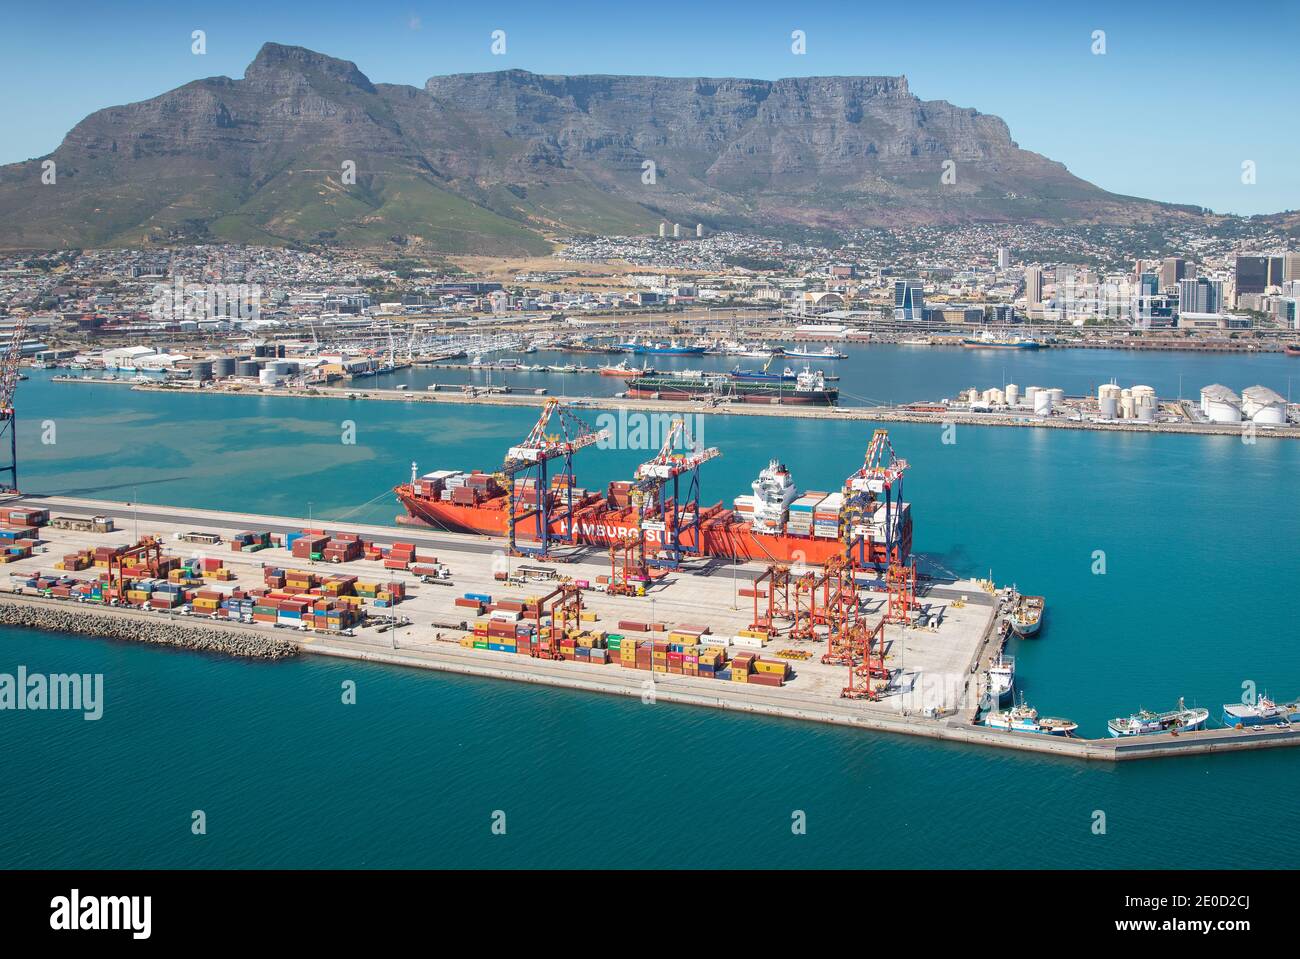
0 596 299 660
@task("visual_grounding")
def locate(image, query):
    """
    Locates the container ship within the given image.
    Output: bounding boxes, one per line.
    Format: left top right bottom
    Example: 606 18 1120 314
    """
625 368 837 405
394 412 910 567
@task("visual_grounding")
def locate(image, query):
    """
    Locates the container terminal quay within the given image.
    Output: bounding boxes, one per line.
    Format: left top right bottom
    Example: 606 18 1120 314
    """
3 488 1297 762
55 375 1300 441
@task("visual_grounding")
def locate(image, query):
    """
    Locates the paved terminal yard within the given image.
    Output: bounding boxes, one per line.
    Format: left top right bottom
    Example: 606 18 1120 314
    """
5 494 1298 762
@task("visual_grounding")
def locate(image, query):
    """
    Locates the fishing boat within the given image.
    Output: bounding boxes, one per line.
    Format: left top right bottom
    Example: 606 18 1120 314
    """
1222 695 1300 727
983 699 1077 736
1009 591 1045 637
1108 698 1209 737
782 345 847 359
986 654 1015 705
619 336 707 356
598 360 634 376
1285 345 1300 357
546 364 577 373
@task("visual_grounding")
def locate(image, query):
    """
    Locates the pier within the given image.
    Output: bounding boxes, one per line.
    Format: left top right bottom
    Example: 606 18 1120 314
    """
4 493 1293 762
52 376 1300 440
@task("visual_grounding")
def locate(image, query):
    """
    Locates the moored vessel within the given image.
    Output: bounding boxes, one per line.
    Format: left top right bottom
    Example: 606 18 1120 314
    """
626 367 838 405
1107 698 1209 737
1009 592 1045 637
986 654 1015 705
983 699 1077 736
782 345 847 359
1222 695 1300 727
393 406 910 567
962 330 1042 350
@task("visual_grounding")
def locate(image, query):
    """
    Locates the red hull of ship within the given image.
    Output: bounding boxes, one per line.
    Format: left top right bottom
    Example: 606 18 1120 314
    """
394 487 908 566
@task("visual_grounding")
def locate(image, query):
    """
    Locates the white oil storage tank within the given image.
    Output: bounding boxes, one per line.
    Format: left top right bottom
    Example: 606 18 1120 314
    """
1099 396 1118 419
1006 383 1020 406
1200 384 1242 423
1033 390 1052 415
1241 385 1286 425
1047 388 1065 407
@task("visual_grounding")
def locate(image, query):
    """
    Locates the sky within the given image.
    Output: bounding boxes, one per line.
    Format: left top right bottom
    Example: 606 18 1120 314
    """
1 0 1296 216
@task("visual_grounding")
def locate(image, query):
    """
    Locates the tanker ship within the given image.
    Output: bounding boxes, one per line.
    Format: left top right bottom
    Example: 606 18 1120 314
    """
625 368 838 405
393 413 911 567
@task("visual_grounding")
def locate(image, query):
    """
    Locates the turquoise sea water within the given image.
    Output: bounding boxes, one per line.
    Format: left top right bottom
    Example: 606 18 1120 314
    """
3 350 1299 868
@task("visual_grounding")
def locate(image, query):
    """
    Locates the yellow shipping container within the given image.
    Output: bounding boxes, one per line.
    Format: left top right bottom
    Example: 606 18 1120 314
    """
753 660 786 676
731 670 748 683
579 611 598 623
668 632 700 645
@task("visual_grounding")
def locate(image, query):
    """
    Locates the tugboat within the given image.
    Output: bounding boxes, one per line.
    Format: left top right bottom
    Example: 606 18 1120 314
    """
1108 698 1209 737
1222 695 1300 727
1008 590 1045 637
983 698 1077 736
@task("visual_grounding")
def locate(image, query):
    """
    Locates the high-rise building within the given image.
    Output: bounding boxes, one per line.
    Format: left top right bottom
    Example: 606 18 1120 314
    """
1159 257 1188 291
1284 252 1300 283
997 247 1010 269
658 222 667 238
1024 267 1043 308
1235 255 1286 295
1139 272 1160 297
672 223 682 239
1178 277 1224 315
695 223 704 238
893 279 925 321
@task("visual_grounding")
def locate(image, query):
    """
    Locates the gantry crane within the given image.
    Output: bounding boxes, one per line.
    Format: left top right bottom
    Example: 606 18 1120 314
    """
631 417 720 569
0 317 29 494
842 429 909 567
108 536 166 603
842 429 918 624
502 399 607 558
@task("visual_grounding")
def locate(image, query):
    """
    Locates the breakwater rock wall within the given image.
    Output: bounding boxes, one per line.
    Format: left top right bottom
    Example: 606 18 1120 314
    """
0 595 299 660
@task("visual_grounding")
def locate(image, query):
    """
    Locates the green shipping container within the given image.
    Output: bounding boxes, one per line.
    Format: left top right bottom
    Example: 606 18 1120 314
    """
473 641 489 649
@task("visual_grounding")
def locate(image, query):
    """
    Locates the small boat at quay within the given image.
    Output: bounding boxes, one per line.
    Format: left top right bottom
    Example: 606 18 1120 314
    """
986 654 1015 705
782 345 847 359
1107 698 1209 737
1222 695 1300 727
1009 592 1045 637
983 699 1077 736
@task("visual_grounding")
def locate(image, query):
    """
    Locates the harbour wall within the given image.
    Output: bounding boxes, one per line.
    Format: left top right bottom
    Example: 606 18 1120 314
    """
0 593 299 660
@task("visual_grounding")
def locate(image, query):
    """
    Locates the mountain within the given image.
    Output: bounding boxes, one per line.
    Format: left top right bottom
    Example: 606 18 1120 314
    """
0 42 1190 254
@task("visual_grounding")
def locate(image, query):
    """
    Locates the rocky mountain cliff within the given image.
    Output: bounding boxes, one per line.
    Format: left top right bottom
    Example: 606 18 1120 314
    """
0 42 1184 253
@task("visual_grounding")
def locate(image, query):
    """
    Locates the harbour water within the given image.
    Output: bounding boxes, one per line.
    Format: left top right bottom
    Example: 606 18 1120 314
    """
5 349 1299 867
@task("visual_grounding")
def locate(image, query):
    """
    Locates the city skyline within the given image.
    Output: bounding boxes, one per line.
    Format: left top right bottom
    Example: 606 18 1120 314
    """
1 0 1296 217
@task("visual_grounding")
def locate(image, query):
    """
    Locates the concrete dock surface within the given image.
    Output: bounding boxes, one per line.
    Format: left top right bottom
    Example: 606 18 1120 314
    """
3 493 1293 762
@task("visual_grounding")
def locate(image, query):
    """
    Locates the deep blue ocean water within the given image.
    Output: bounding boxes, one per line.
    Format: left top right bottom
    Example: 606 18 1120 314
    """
3 348 1298 868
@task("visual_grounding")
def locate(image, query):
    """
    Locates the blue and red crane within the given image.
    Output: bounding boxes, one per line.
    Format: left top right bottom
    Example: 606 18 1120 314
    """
502 399 607 558
631 417 720 569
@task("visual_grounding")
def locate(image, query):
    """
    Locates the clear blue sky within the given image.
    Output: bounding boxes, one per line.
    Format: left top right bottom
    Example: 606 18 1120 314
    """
1 0 1295 216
